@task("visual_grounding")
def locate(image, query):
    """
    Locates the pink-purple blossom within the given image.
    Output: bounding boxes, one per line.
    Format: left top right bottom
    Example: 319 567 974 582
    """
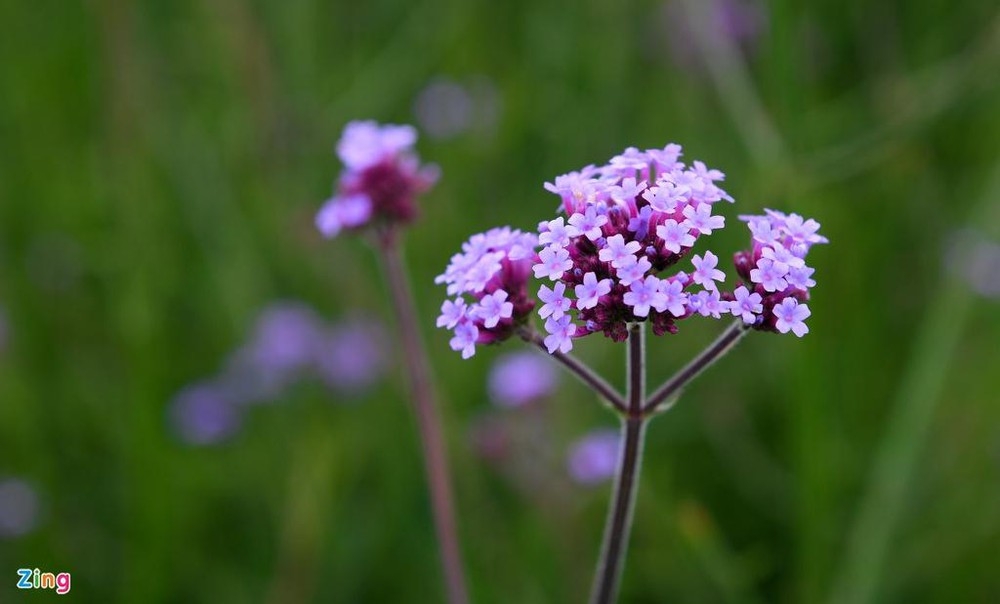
730 286 763 324
656 219 696 254
436 227 539 357
599 234 642 269
450 322 480 359
690 251 726 290
682 203 725 235
534 245 573 280
438 143 826 360
316 121 437 238
773 298 811 337
623 276 667 318
538 282 572 320
543 315 577 353
575 272 613 310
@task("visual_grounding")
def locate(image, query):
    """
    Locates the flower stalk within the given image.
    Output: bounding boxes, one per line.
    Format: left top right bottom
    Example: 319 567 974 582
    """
378 233 469 604
589 324 647 604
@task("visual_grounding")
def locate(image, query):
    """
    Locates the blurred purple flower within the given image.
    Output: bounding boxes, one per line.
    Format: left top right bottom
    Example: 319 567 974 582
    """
488 351 558 408
414 79 473 140
946 229 1000 299
315 318 389 395
169 382 243 446
655 0 766 69
567 429 621 486
0 478 40 539
414 76 501 141
247 302 324 375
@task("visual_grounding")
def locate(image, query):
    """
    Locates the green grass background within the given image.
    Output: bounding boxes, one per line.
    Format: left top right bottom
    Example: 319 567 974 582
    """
1 0 999 602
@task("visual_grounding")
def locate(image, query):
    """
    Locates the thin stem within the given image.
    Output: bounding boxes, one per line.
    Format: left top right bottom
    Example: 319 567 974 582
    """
643 320 750 415
589 324 647 604
520 328 627 413
378 237 469 604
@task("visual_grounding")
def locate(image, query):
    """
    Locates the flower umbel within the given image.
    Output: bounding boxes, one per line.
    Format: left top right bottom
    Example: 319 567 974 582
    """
436 228 539 358
315 120 439 238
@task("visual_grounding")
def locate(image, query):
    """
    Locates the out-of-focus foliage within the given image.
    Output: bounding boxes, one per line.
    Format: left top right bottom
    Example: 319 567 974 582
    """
1 0 998 602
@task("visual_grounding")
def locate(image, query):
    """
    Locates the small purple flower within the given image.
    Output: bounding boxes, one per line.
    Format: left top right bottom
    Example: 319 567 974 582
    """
656 219 696 253
575 272 613 310
773 298 811 337
627 206 656 240
642 182 686 213
599 234 642 269
475 290 514 328
690 251 726 291
539 217 580 247
623 276 667 318
609 177 647 205
0 478 40 539
786 265 816 290
688 290 726 318
488 351 558 407
169 382 243 446
567 429 620 486
761 242 805 270
568 207 609 241
746 216 779 246
534 245 573 280
616 255 652 286
538 282 572 320
450 322 479 359
730 286 763 324
658 278 689 317
750 258 789 293
543 315 576 354
437 298 468 329
682 202 725 235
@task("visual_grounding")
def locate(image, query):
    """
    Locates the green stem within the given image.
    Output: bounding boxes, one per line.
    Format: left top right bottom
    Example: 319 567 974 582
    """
589 323 646 604
378 237 469 604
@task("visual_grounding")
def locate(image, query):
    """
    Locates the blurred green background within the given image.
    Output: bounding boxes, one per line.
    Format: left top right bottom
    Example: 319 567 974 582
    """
1 0 999 602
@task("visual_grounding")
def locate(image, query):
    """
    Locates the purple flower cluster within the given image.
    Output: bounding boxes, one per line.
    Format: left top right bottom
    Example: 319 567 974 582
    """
315 121 439 238
533 145 735 352
436 143 826 357
732 210 827 336
168 303 388 445
436 228 539 358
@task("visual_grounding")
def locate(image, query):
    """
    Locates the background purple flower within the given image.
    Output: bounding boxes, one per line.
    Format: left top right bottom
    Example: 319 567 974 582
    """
168 382 243 446
0 478 41 539
488 351 558 408
315 318 389 395
414 75 501 140
567 429 621 486
655 0 766 70
946 229 1000 299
